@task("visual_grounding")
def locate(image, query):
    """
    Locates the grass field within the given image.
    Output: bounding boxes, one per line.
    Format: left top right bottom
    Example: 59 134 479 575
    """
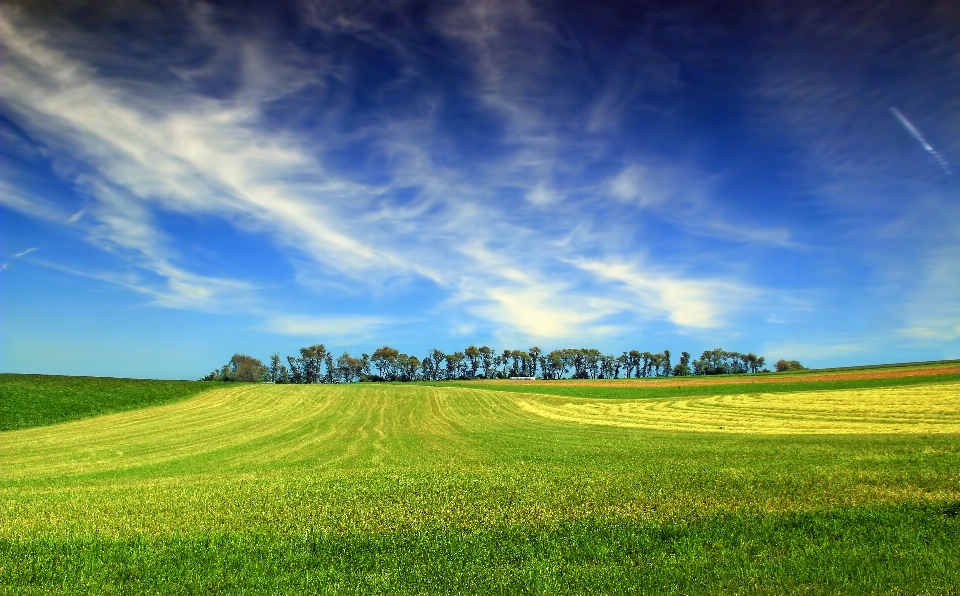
1 367 959 594
457 366 960 402
0 374 212 431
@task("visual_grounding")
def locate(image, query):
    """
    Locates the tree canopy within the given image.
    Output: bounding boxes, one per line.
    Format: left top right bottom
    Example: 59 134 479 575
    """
203 345 780 383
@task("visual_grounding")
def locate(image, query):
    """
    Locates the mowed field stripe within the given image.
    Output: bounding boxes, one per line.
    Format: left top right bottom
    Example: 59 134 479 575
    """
0 384 530 482
515 383 960 433
3 382 957 484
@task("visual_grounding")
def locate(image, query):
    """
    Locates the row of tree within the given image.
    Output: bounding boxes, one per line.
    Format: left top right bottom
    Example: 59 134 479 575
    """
203 346 783 383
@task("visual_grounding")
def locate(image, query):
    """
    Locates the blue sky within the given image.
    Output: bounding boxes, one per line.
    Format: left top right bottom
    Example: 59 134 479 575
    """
1 0 958 379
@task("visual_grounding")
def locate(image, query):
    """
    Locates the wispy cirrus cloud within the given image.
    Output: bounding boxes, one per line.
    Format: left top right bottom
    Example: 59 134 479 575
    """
1 8 390 302
605 163 799 247
0 179 72 222
570 258 761 329
0 247 39 271
0 2 812 348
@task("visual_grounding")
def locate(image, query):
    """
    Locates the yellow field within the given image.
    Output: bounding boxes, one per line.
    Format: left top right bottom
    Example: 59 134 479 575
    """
517 383 960 434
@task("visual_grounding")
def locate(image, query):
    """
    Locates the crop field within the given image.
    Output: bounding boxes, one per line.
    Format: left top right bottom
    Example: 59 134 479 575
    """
1 369 959 594
0 375 213 431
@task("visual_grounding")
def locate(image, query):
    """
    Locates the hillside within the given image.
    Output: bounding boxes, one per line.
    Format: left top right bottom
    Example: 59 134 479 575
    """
0 374 214 431
2 377 959 593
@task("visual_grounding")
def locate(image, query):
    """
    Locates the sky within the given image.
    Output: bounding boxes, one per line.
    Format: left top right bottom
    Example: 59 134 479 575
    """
1 0 958 379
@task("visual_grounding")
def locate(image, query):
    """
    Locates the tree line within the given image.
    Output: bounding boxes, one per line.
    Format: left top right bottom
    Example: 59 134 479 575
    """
202 346 790 383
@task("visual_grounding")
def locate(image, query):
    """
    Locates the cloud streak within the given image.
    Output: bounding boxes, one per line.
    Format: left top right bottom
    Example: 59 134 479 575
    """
1 247 38 271
890 107 951 175
570 258 761 329
13 0 951 365
1 4 782 343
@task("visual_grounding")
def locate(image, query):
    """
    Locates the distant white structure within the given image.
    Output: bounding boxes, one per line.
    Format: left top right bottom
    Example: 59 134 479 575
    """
510 376 536 380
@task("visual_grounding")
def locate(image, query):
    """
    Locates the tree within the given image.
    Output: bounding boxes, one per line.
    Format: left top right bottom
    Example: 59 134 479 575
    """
693 348 730 375
336 352 364 383
672 351 691 376
649 353 664 377
458 353 470 378
360 354 372 378
269 353 283 383
618 353 631 378
226 354 267 382
201 369 224 381
429 349 446 380
501 350 514 376
641 352 653 377
583 349 602 379
528 347 542 377
568 349 588 379
691 349 766 375
446 351 465 380
729 352 747 374
775 359 805 372
207 344 767 385
324 353 335 383
371 346 400 380
509 350 530 377
402 355 421 381
479 346 494 378
599 354 619 379
742 353 766 373
287 355 303 384
628 350 642 378
544 350 565 379
464 346 481 379
421 355 436 381
294 344 327 383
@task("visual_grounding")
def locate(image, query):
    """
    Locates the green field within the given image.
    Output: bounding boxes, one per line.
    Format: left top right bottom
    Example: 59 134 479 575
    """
0 374 213 431
2 371 959 594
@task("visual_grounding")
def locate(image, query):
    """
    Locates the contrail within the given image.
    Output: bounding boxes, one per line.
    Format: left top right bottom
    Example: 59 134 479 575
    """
0 247 38 271
890 107 951 175
11 247 38 259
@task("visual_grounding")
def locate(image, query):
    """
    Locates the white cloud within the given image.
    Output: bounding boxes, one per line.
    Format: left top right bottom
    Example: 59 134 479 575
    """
526 182 560 206
571 258 760 328
0 180 71 222
605 163 799 247
608 165 672 208
0 9 392 295
0 6 778 341
465 283 623 339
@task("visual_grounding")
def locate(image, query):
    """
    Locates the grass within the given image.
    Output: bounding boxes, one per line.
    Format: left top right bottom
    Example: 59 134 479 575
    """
1 378 959 593
0 374 214 431
455 370 960 401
